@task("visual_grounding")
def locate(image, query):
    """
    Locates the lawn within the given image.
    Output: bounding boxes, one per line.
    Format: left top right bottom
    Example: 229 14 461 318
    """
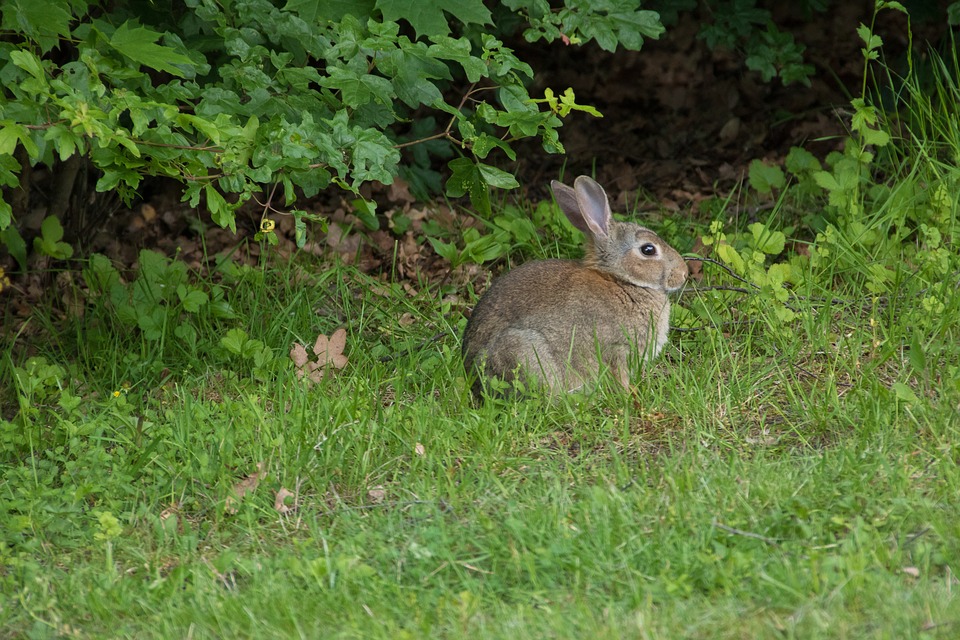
3 227 959 638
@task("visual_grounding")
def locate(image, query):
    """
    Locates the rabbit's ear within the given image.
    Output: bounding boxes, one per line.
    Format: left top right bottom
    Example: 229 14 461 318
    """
551 180 593 236
573 176 612 239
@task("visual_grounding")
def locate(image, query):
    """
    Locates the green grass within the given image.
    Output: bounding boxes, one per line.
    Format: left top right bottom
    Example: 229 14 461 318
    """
4 30 960 640
2 246 959 638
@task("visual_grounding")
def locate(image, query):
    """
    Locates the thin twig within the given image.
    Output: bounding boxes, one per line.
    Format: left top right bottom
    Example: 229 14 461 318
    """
682 285 753 296
790 359 854 388
670 319 756 333
378 331 449 363
712 520 781 546
685 257 760 290
326 499 435 513
903 527 932 547
394 131 454 150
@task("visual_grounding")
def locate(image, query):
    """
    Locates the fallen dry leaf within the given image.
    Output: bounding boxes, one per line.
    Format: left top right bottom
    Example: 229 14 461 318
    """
902 566 920 578
387 177 415 204
313 328 348 369
225 462 265 514
291 342 324 383
141 203 158 222
274 488 297 514
291 330 350 384
158 502 181 534
414 442 425 457
687 237 708 282
290 343 309 368
367 486 386 504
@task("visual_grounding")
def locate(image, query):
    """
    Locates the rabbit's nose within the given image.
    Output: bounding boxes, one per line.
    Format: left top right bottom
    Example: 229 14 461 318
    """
667 262 689 290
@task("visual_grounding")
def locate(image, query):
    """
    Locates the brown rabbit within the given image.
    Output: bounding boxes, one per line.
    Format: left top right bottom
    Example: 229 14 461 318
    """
462 175 688 396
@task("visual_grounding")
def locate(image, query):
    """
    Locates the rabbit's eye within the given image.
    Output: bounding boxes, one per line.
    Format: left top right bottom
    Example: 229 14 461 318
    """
640 243 658 256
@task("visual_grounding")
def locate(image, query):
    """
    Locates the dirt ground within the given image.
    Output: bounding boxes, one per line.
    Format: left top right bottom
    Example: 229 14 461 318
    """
510 2 919 208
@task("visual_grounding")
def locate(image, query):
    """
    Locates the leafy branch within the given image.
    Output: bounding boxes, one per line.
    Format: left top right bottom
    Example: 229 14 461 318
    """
1 0 653 258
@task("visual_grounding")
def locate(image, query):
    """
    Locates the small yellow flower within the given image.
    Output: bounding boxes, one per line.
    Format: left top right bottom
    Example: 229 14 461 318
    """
113 390 121 398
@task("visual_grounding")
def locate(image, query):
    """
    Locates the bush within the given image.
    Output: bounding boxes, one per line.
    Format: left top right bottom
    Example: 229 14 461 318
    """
0 0 667 259
2 0 869 264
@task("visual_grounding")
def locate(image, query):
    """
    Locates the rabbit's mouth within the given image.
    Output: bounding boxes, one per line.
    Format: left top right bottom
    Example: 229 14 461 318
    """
664 272 688 293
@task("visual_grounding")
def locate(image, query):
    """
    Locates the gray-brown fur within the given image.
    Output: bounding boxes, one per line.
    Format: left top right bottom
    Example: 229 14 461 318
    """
462 176 688 397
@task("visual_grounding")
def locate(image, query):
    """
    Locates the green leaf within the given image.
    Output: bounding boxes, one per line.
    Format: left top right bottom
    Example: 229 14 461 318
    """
446 157 489 216
949 2 960 24
856 24 882 53
205 184 236 232
2 0 73 53
33 216 73 259
58 389 82 413
391 66 443 107
477 163 519 190
376 0 491 39
772 305 796 323
253 344 274 369
137 307 166 341
748 160 785 194
464 232 506 263
44 124 82 161
83 253 120 293
109 21 195 78
351 198 379 230
0 197 10 229
908 333 926 374
891 382 919 405
294 215 308 248
556 88 602 117
0 125 22 157
1 223 27 271
177 285 209 313
320 66 395 107
137 249 171 284
177 115 224 145
860 127 890 147
428 237 460 264
240 338 265 359
766 262 795 286
428 36 486 83
472 134 516 161
609 9 664 48
748 223 786 255
0 155 20 191
715 243 745 274
784 147 821 174
285 0 376 22
221 328 249 356
0 122 40 159
378 45 451 107
812 171 841 192
174 323 198 349
9 50 46 81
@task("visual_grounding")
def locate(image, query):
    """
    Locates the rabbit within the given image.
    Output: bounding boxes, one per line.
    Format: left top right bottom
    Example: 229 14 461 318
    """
462 175 688 397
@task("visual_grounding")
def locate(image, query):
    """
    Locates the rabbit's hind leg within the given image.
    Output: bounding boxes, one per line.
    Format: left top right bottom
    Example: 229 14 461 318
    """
494 328 565 394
